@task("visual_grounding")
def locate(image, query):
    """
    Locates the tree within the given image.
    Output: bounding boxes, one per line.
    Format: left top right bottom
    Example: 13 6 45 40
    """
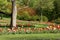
54 0 60 18
0 0 11 14
0 0 8 19
32 0 54 21
10 0 17 29
16 0 55 21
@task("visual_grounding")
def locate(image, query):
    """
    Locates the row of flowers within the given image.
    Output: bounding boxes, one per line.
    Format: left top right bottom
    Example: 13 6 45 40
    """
0 24 60 33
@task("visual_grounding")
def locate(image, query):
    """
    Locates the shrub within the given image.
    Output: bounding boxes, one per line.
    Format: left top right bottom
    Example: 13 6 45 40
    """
31 15 40 21
17 11 31 21
40 16 48 22
54 18 60 24
17 11 48 21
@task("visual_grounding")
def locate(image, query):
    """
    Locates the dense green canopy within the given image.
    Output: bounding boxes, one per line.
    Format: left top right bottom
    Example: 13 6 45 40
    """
0 0 60 21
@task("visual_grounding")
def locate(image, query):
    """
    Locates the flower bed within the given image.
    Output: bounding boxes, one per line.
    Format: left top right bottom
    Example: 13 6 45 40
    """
0 24 60 34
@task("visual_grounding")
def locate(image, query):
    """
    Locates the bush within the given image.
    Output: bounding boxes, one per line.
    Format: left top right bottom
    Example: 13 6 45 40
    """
17 14 40 21
17 11 31 21
40 16 48 22
31 15 40 21
17 11 48 21
54 18 60 24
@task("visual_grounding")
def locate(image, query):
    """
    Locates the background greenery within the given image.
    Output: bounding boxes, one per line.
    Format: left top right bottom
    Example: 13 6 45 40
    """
0 0 60 23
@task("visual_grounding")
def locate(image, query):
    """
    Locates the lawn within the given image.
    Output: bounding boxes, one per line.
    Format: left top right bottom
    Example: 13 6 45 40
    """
0 17 54 26
0 33 60 40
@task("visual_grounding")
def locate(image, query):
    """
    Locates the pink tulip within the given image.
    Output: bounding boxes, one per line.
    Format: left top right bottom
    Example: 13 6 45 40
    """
0 28 3 32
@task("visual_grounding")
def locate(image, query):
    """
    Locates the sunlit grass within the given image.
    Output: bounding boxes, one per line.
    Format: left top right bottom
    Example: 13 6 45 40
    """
0 33 60 40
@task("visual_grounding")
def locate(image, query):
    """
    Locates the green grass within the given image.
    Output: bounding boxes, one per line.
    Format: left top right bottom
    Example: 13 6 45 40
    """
0 17 49 28
0 17 40 25
0 33 60 40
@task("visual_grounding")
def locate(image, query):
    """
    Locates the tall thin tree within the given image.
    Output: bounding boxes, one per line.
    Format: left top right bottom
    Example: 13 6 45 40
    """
10 0 17 29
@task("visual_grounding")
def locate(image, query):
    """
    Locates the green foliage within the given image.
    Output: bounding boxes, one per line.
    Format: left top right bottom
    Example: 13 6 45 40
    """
17 11 31 21
35 24 48 28
23 11 31 20
18 15 48 21
31 15 40 21
0 14 4 19
40 16 48 22
0 0 60 21
0 0 11 13
54 18 60 24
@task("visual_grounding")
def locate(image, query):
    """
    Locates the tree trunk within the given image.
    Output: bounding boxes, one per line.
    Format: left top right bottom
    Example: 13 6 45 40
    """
10 0 17 29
